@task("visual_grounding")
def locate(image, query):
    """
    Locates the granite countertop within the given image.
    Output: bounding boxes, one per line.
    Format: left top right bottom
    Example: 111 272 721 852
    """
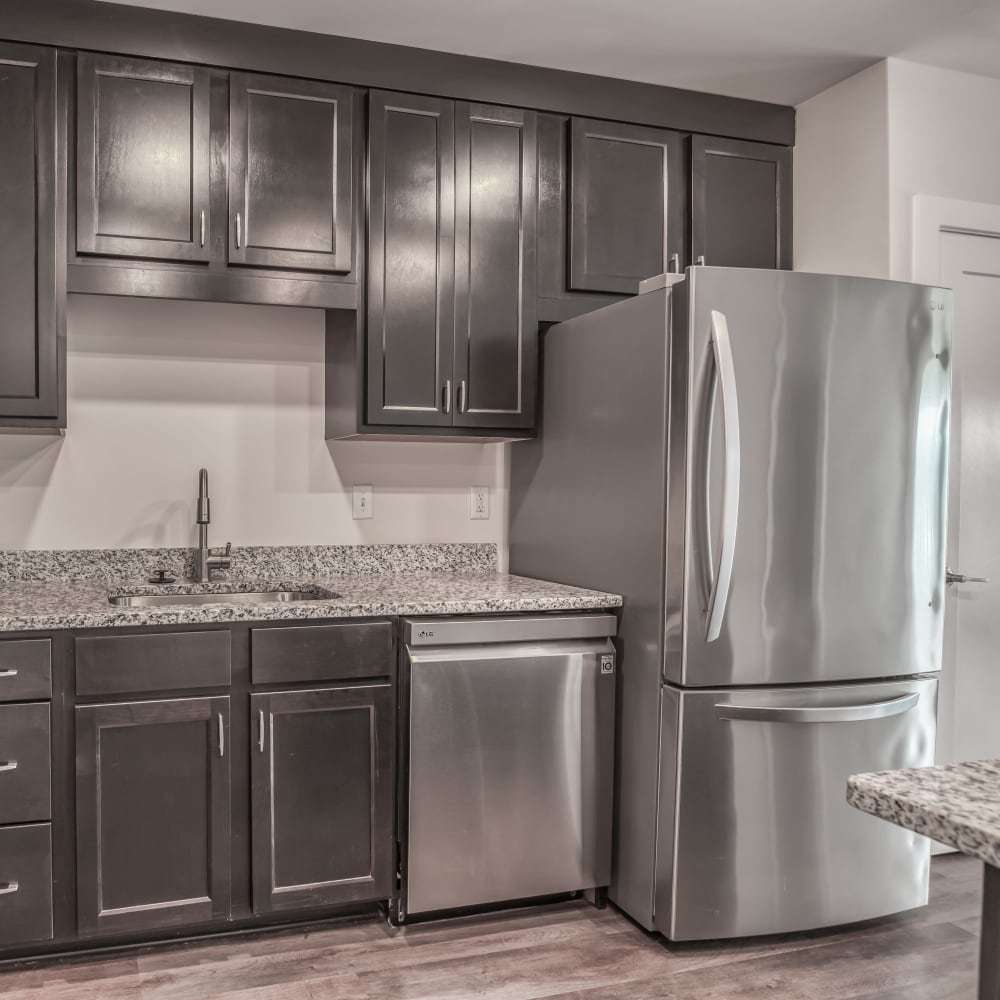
0 544 621 632
848 759 1000 868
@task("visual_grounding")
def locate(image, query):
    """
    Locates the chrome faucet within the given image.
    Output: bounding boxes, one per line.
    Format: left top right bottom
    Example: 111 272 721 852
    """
195 468 232 583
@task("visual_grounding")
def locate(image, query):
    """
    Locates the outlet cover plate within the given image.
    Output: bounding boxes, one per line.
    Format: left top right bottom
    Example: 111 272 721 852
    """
470 486 489 520
352 485 374 520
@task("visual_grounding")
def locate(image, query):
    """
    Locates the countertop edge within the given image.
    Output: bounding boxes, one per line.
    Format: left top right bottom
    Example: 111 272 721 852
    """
847 773 1000 869
0 591 623 633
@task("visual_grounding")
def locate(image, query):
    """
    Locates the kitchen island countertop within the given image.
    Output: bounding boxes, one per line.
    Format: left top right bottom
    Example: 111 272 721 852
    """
848 759 1000 868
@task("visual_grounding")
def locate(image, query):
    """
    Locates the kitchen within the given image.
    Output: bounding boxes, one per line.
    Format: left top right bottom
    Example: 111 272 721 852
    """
0 0 998 997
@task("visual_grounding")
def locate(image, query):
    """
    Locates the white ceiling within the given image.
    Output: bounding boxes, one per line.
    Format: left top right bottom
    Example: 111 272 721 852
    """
96 0 1000 106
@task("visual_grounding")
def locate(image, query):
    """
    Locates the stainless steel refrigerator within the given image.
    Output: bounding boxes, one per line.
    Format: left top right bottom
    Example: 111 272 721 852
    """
509 267 951 940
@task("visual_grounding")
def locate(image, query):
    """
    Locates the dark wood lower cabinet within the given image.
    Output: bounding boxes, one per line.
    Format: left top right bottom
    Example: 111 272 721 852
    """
75 696 231 936
250 685 394 914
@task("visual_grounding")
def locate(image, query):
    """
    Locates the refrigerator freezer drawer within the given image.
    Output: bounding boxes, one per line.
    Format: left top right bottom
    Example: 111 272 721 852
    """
404 637 616 917
655 676 936 940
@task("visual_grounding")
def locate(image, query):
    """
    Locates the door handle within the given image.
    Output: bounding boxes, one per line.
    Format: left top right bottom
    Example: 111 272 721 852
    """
0 669 17 678
0 882 18 896
442 379 452 415
235 212 242 250
200 209 206 248
258 709 265 753
458 380 468 414
945 568 989 585
0 762 17 773
217 712 225 758
699 310 741 643
716 692 920 724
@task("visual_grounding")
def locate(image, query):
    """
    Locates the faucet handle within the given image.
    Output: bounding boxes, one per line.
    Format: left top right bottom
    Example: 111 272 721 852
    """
211 542 232 560
223 542 232 557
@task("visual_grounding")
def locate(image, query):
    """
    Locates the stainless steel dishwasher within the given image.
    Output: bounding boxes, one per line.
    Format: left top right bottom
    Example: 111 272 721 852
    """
397 614 617 921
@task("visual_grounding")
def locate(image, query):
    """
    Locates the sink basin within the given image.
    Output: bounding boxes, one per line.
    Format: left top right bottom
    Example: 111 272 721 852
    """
109 590 338 608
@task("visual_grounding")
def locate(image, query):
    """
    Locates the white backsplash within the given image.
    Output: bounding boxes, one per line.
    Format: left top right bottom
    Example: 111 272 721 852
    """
0 295 508 564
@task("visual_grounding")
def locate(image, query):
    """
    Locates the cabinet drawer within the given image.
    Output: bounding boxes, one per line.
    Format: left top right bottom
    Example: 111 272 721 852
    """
75 630 232 696
0 824 53 946
0 703 51 824
0 640 52 702
251 622 392 685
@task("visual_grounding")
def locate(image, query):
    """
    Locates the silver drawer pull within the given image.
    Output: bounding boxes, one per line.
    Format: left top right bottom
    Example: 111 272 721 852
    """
258 709 265 753
716 692 920 724
0 762 17 773
0 669 17 678
218 713 225 758
0 882 18 896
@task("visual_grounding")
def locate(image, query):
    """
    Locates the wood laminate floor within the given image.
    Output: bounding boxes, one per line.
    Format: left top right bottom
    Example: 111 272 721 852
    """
0 856 983 1000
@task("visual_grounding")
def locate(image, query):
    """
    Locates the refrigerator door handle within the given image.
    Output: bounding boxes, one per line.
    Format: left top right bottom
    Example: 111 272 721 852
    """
715 691 920 724
703 309 741 642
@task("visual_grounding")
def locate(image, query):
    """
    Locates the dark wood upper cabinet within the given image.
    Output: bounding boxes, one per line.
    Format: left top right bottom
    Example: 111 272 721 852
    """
569 117 687 294
76 53 211 263
691 135 792 270
75 696 231 936
366 90 456 427
250 685 393 914
453 103 537 430
228 73 354 274
0 42 63 426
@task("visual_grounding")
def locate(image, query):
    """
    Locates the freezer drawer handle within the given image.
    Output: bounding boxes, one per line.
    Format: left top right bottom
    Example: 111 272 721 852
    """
715 692 920 724
697 309 741 643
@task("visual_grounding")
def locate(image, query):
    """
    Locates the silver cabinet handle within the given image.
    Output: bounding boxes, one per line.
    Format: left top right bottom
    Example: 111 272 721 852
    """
0 762 17 772
442 379 452 415
258 709 265 753
458 380 468 414
668 253 680 273
0 669 17 678
702 310 741 643
696 255 706 266
946 569 989 585
200 209 206 248
236 212 242 250
0 882 18 896
716 692 920 724
217 712 224 758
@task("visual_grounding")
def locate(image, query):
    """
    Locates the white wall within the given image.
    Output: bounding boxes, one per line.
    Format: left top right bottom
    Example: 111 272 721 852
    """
886 59 1000 280
793 61 890 278
795 58 1000 283
0 296 507 557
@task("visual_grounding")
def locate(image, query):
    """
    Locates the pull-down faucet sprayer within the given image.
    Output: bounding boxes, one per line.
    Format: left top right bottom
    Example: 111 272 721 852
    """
195 468 232 584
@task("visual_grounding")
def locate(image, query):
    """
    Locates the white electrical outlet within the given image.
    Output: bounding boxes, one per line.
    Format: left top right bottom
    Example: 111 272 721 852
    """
352 485 374 520
470 486 490 520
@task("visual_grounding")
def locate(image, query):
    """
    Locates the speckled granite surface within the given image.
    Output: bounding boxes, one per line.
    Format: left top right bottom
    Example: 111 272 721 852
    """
0 544 620 632
0 543 498 584
848 760 1000 868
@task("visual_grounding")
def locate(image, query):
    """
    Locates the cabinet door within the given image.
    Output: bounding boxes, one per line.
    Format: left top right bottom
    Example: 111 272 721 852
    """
453 104 537 429
569 118 687 294
229 73 354 274
76 54 211 262
0 43 62 423
691 135 791 270
367 91 455 427
75 697 230 935
251 685 393 914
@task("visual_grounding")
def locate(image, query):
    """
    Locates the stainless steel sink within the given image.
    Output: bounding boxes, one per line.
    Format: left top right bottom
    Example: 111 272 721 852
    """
109 590 338 608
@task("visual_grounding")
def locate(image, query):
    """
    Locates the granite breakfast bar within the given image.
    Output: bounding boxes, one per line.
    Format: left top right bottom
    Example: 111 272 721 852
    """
849 760 1000 1000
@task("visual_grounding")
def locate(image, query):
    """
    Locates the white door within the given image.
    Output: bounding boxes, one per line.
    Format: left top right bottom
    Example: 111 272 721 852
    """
938 230 1000 765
